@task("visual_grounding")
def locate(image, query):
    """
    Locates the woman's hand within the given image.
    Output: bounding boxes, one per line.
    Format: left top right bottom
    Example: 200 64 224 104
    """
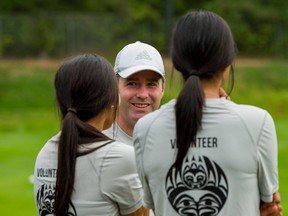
260 192 282 216
219 88 230 100
122 206 149 216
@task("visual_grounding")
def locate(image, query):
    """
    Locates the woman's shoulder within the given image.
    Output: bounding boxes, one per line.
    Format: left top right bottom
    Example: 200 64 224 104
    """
137 99 176 125
86 140 134 154
37 132 60 155
99 142 138 181
109 141 134 151
230 101 270 118
100 141 135 160
82 141 136 175
226 101 276 132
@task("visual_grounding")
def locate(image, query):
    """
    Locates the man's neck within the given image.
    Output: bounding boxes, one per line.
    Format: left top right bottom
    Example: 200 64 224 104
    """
117 118 135 137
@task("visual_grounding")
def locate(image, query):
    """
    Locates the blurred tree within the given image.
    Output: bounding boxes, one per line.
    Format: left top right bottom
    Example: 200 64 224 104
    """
203 0 288 57
0 0 287 57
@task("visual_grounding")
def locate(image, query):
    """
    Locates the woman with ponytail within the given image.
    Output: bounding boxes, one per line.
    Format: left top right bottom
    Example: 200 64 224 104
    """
34 54 148 216
133 10 281 216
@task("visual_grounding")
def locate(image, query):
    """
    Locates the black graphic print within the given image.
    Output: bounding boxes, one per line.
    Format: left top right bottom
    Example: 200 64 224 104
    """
165 155 228 216
36 183 77 216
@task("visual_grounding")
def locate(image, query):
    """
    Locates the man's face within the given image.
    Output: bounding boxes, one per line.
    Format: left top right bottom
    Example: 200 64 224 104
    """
118 70 164 129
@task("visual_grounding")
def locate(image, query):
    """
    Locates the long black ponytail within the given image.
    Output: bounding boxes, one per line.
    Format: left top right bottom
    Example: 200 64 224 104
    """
54 54 119 215
172 11 235 167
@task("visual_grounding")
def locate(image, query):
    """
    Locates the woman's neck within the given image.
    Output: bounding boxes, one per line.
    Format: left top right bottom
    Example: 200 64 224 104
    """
86 112 106 131
202 80 222 99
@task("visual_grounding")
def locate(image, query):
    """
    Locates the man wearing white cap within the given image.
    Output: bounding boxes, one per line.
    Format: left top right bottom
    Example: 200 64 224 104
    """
103 41 165 145
103 41 164 216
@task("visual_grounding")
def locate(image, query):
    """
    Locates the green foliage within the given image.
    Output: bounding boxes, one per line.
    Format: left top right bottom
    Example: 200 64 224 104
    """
203 0 288 57
0 61 56 110
1 1 288 57
0 60 59 215
232 59 288 118
0 12 166 57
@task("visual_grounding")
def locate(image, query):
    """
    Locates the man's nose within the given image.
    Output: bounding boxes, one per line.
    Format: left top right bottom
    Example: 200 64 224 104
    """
136 86 149 99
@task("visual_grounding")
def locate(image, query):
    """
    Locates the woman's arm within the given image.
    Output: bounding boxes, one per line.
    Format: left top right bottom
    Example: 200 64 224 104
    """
260 192 282 216
122 206 149 216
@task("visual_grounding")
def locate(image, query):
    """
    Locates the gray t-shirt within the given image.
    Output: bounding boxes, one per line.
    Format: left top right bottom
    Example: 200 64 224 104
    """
134 98 278 216
34 132 142 216
103 123 156 216
103 123 133 146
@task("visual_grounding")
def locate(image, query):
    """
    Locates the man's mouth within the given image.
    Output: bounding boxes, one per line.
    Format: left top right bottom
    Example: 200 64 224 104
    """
131 103 150 108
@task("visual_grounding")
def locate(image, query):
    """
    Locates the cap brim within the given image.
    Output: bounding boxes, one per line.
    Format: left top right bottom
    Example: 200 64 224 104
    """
116 65 165 79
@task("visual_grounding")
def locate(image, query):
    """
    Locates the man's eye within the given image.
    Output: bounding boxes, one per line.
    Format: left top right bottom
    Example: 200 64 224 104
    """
147 82 158 87
127 82 137 86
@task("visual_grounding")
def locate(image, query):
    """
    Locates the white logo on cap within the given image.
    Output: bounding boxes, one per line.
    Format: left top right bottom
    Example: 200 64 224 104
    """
135 50 152 61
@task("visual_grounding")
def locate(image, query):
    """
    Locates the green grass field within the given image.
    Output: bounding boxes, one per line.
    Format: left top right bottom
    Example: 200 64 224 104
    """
0 58 287 215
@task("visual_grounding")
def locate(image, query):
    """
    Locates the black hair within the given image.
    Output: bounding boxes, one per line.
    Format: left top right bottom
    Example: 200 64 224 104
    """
172 10 235 167
53 54 119 215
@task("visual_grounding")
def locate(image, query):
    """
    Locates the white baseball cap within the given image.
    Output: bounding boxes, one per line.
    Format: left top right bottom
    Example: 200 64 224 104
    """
114 41 165 79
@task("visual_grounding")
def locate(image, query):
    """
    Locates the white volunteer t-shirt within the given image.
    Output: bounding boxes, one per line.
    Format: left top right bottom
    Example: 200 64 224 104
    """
34 132 143 216
103 123 133 146
133 98 278 216
103 123 156 216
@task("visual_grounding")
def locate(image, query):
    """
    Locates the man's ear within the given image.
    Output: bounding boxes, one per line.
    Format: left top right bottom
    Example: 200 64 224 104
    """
161 81 165 96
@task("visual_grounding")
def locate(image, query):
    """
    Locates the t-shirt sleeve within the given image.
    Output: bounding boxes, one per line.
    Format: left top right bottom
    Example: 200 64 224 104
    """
133 122 155 210
100 143 143 215
257 112 279 202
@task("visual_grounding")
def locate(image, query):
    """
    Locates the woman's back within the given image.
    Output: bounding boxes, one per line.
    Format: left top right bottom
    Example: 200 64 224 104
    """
34 54 148 216
133 98 278 215
34 133 143 215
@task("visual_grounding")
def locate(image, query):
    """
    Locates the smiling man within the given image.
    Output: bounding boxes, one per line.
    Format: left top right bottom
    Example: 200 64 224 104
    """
103 41 165 144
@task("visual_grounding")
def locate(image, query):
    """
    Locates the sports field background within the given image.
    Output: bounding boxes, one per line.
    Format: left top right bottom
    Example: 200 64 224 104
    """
0 58 287 215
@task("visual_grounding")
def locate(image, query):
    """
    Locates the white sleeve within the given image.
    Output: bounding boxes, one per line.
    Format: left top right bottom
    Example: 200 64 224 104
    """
257 112 279 202
100 143 143 215
133 122 155 210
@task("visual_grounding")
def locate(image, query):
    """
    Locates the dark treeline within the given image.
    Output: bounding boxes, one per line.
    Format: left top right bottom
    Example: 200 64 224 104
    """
0 0 287 58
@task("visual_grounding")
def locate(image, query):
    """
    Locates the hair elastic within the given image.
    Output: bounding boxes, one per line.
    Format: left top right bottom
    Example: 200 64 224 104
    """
67 108 77 114
188 70 199 77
